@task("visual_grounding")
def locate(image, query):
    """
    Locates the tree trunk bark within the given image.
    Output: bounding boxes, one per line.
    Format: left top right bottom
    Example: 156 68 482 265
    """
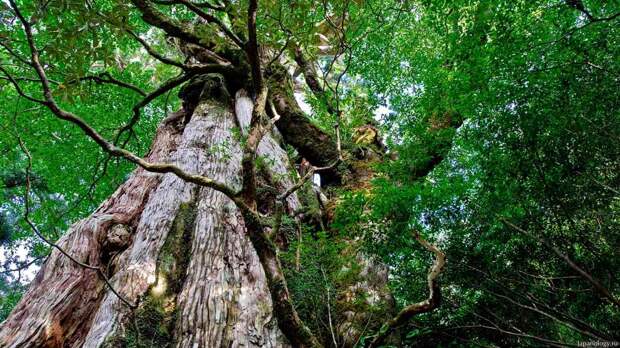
0 84 299 347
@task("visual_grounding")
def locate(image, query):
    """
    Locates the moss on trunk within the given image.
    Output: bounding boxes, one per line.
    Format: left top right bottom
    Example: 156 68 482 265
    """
103 199 197 348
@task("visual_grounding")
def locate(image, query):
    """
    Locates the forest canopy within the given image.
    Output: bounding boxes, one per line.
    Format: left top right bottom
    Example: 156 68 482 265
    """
0 0 618 347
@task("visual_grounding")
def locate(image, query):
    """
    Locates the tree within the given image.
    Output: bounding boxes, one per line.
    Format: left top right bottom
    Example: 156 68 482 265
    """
1 0 618 347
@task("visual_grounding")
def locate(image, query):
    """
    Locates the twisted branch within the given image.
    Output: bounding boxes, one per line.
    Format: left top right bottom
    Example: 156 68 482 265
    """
368 232 446 347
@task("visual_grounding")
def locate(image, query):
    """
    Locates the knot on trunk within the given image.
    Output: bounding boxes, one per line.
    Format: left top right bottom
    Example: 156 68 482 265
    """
101 224 132 267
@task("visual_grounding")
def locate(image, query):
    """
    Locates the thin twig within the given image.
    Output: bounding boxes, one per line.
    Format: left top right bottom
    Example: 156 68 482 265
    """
501 218 620 307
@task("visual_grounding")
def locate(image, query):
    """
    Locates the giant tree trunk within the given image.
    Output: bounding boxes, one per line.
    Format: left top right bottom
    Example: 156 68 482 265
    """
0 83 299 347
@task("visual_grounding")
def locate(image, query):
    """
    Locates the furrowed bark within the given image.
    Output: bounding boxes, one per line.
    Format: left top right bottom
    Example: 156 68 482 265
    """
0 112 184 347
337 255 395 347
0 84 308 347
2 1 462 346
84 99 237 346
173 94 293 347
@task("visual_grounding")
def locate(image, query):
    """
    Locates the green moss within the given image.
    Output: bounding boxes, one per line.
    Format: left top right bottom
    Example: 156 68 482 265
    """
159 201 196 294
104 296 176 348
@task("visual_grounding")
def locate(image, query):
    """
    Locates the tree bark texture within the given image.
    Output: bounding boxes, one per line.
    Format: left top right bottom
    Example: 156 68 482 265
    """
0 85 300 347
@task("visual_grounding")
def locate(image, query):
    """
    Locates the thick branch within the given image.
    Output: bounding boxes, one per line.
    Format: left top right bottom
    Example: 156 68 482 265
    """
247 21 321 348
268 70 341 184
293 45 337 115
240 86 268 206
246 0 262 92
564 0 620 22
241 212 322 348
130 0 230 65
175 0 244 47
368 232 446 347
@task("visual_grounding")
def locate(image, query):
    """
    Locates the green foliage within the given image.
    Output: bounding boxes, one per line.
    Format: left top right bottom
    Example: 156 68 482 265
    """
0 0 182 307
333 0 620 345
282 230 353 344
0 280 24 322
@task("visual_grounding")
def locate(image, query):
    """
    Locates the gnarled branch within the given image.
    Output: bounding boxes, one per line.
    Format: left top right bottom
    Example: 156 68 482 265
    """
368 232 446 347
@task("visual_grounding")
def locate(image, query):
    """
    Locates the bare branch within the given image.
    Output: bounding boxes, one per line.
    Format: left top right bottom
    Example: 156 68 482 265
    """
484 289 607 340
240 85 269 206
152 0 226 11
0 40 34 67
1 256 45 275
447 320 579 348
174 0 244 47
126 29 186 69
278 160 339 202
114 73 193 145
0 65 46 103
321 267 338 348
66 72 147 96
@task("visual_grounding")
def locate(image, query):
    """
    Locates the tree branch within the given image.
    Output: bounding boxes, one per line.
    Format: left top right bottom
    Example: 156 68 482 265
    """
1 256 45 275
240 85 268 206
368 232 446 347
246 0 262 92
0 65 46 103
293 45 337 115
268 67 342 184
114 73 193 145
501 218 620 307
152 0 226 11
174 0 244 47
66 72 147 96
130 0 231 65
126 29 186 69
8 0 244 208
237 5 321 343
